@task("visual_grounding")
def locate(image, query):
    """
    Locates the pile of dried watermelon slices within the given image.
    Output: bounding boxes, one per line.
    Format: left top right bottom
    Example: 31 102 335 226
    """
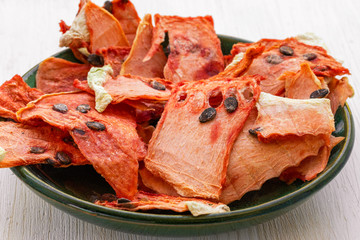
0 0 354 216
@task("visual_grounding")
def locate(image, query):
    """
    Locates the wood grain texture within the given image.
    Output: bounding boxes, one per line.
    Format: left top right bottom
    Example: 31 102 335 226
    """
0 0 359 239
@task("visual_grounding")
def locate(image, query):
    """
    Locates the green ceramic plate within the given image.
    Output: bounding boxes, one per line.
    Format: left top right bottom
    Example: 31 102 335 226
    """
11 35 354 237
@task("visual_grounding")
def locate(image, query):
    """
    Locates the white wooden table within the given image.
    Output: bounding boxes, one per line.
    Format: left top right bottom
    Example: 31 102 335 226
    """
1 0 359 239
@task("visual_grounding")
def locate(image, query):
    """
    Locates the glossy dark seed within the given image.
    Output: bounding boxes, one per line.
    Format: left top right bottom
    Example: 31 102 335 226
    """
224 97 238 113
103 1 113 13
249 127 262 136
266 55 283 64
46 158 58 166
313 65 328 72
122 0 129 3
310 88 329 98
101 193 117 202
86 121 106 131
118 203 136 208
73 128 86 135
117 198 131 204
199 107 217 123
52 104 68 113
87 54 104 67
30 146 45 154
62 136 78 148
151 81 166 91
63 136 74 144
303 53 317 61
76 104 91 113
279 46 294 56
55 151 72 165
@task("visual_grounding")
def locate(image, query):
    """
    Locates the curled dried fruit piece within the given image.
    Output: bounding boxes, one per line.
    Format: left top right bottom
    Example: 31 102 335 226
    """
0 75 43 120
17 92 146 199
228 37 350 95
144 15 224 82
145 76 261 200
0 122 88 168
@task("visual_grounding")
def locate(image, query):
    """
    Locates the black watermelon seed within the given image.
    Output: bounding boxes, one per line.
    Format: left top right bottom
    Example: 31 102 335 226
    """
117 198 131 204
63 136 74 144
73 128 86 135
87 54 104 67
63 136 78 148
303 53 317 61
76 104 91 113
313 65 328 72
279 46 294 56
224 97 238 113
52 104 68 113
199 107 217 123
86 121 106 131
46 158 58 166
30 146 45 154
118 203 136 208
266 55 283 64
151 81 166 91
104 1 113 13
55 151 72 165
101 193 118 202
310 88 329 98
249 127 262 136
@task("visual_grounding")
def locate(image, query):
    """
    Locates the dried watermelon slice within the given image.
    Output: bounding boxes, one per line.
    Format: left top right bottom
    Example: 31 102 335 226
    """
144 15 224 82
74 71 171 113
17 91 146 199
145 76 261 200
95 46 130 76
95 191 229 216
59 1 129 62
281 62 328 99
327 76 354 113
254 92 334 142
229 38 349 95
120 14 167 78
36 57 91 93
106 0 141 45
0 75 43 120
219 109 328 204
279 136 344 184
0 122 88 168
